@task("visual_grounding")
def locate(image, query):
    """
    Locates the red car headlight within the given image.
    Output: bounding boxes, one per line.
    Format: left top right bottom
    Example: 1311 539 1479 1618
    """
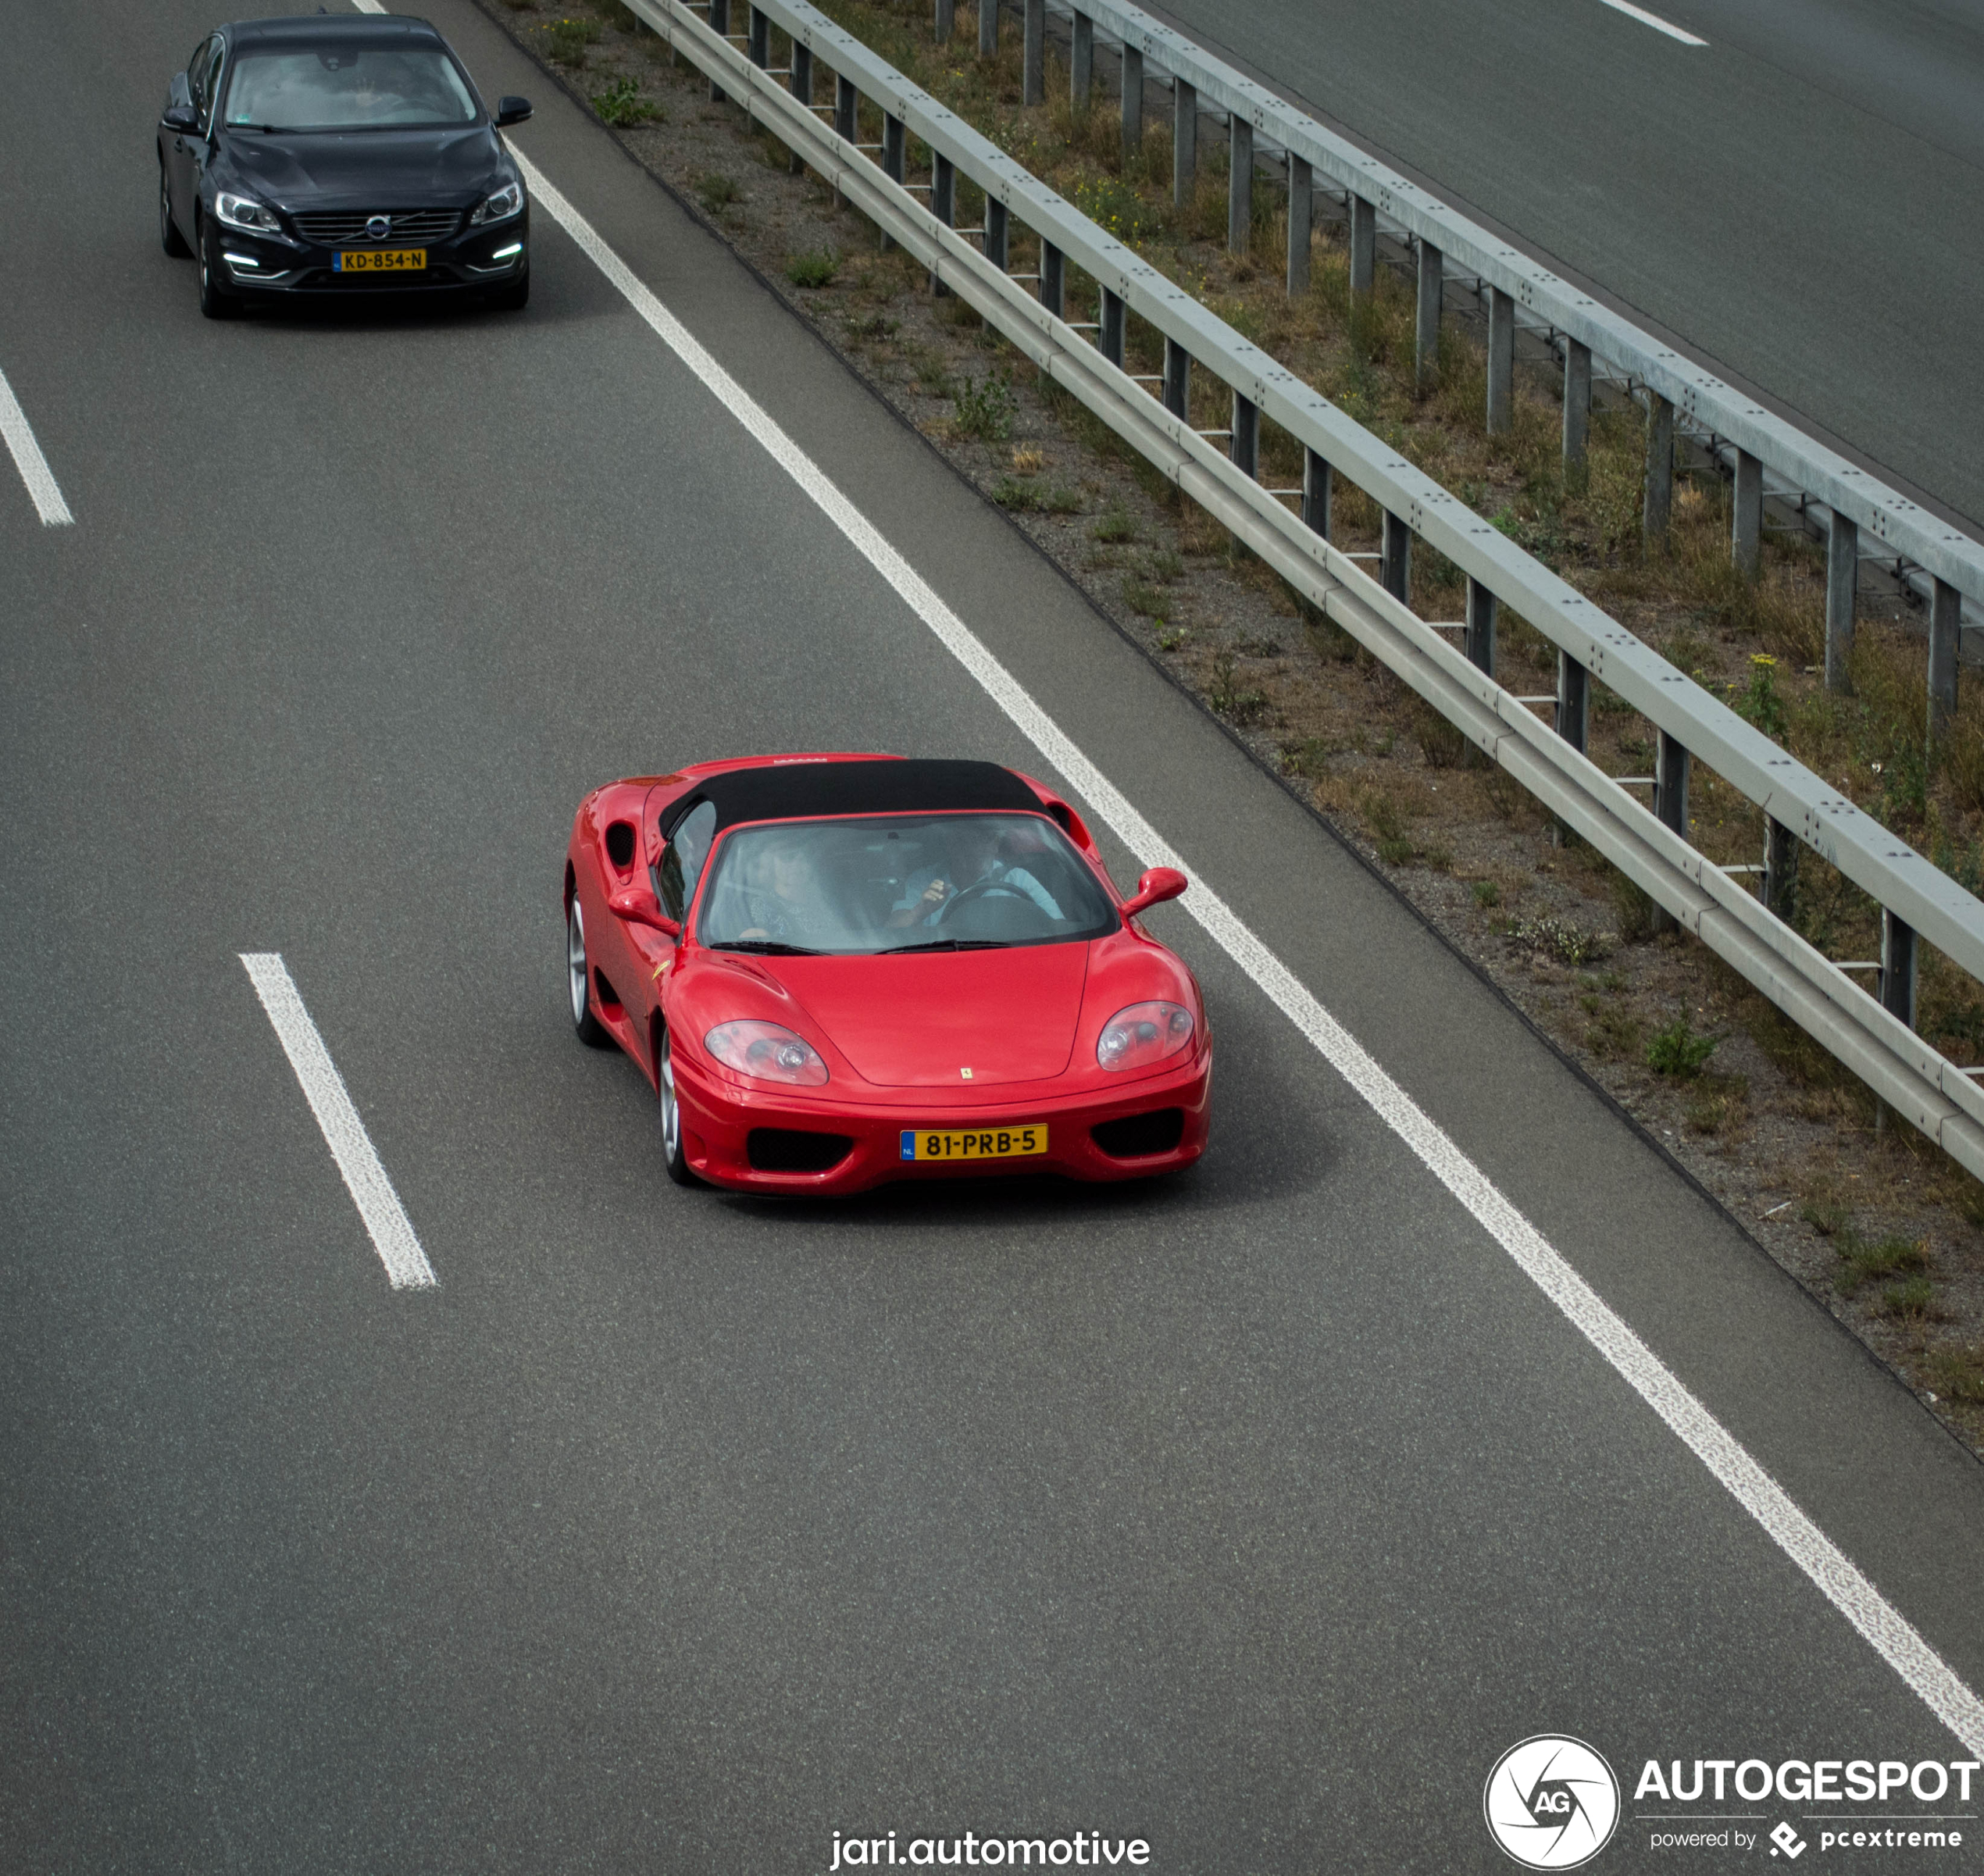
703 1019 830 1086
1096 1000 1194 1072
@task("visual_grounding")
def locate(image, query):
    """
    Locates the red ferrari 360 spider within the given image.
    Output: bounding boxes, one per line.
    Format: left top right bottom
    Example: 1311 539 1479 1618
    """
562 754 1211 1193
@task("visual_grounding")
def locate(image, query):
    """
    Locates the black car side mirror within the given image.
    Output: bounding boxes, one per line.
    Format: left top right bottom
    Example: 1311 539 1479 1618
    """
162 104 200 134
494 95 533 127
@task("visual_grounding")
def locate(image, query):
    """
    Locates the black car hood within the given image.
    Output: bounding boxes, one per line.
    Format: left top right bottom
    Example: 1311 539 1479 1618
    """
217 126 505 209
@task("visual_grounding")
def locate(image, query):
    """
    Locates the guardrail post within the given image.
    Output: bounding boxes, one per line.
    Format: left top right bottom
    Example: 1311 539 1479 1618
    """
1414 240 1441 394
979 0 997 57
748 4 769 66
1486 287 1514 435
1561 339 1590 484
1929 577 1960 744
1039 240 1065 317
880 111 905 251
1465 577 1497 676
1763 815 1798 922
1650 729 1690 929
1120 46 1144 155
930 152 955 293
1732 448 1762 579
1227 118 1254 257
1380 512 1411 602
833 71 856 143
1162 337 1191 419
1286 155 1311 296
709 0 730 100
1173 80 1197 207
1557 652 1589 754
787 41 813 176
788 41 813 174
1825 510 1857 694
1232 392 1259 480
1023 0 1044 105
1071 10 1093 109
1654 729 1690 834
1098 286 1126 367
984 195 1008 271
935 0 954 42
1643 391 1674 543
1349 194 1375 300
1880 909 1918 1031
1302 446 1331 542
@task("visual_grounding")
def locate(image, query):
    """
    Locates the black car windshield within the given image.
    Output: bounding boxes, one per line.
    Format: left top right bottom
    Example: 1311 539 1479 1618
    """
696 813 1115 954
223 47 479 131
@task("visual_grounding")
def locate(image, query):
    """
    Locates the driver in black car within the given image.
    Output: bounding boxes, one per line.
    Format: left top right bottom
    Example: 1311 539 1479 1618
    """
887 820 1063 928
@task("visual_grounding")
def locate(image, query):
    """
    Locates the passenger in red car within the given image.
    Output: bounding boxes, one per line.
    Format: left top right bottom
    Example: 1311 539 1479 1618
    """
733 839 833 946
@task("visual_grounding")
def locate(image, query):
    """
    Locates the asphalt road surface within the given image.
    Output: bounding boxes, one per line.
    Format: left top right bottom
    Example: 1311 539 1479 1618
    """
5 2 1984 1871
1141 0 1984 533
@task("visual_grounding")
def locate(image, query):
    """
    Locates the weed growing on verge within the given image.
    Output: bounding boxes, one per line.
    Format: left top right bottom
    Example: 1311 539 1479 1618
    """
1515 915 1614 967
1646 1015 1718 1077
1833 1229 1929 1299
786 247 840 288
953 370 1017 441
1925 1343 1984 1403
1730 654 1788 739
591 77 662 124
539 16 601 64
994 477 1081 514
696 171 739 212
1208 650 1269 726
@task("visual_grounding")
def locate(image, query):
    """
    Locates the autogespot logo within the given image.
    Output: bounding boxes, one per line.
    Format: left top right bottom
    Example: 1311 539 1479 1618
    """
1484 1735 1622 1869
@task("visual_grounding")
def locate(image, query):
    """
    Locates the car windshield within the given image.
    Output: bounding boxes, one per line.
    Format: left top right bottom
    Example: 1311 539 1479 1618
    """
696 813 1115 954
223 47 479 132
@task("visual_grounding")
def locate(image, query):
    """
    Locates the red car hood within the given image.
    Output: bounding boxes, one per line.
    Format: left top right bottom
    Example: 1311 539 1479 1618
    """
771 945 1091 1086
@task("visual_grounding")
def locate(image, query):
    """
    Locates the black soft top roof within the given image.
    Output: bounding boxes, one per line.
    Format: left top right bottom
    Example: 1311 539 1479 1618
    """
665 758 1042 835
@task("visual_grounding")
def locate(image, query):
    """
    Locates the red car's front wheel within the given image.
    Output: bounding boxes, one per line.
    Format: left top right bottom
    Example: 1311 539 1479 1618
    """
566 899 612 1048
658 1031 699 1186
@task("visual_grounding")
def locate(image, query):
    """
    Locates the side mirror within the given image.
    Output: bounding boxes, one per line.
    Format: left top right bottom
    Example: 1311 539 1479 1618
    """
1119 866 1188 922
494 95 533 127
162 105 200 134
608 885 680 938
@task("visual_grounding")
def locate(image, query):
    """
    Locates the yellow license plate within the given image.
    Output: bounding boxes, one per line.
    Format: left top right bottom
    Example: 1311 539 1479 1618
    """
900 1125 1047 1162
336 248 426 273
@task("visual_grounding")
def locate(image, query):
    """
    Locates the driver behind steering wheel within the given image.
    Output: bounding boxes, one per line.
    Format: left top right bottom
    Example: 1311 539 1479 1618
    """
887 820 1062 927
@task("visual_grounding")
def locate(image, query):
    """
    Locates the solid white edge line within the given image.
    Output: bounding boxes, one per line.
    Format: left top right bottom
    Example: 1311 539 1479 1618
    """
1597 0 1708 47
239 953 437 1291
0 366 74 527
490 144 1982 1746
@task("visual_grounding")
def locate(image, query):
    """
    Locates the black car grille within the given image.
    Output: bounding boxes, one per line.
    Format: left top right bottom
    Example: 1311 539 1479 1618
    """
291 208 462 244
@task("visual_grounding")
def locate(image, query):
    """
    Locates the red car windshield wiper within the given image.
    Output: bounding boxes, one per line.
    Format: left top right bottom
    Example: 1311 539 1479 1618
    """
708 939 826 956
876 938 1012 954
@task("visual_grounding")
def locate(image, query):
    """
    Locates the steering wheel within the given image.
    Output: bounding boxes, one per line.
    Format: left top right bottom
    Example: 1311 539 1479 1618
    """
937 878 1019 922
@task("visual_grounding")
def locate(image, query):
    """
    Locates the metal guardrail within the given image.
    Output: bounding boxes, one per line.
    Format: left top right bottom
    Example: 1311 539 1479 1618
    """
1062 0 1984 624
615 0 1984 1178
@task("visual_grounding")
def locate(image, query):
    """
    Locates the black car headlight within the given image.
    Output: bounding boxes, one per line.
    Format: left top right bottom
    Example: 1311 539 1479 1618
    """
469 180 523 226
215 190 282 235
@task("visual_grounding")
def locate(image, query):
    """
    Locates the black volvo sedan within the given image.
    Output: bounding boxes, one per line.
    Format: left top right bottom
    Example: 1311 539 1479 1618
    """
159 13 533 317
